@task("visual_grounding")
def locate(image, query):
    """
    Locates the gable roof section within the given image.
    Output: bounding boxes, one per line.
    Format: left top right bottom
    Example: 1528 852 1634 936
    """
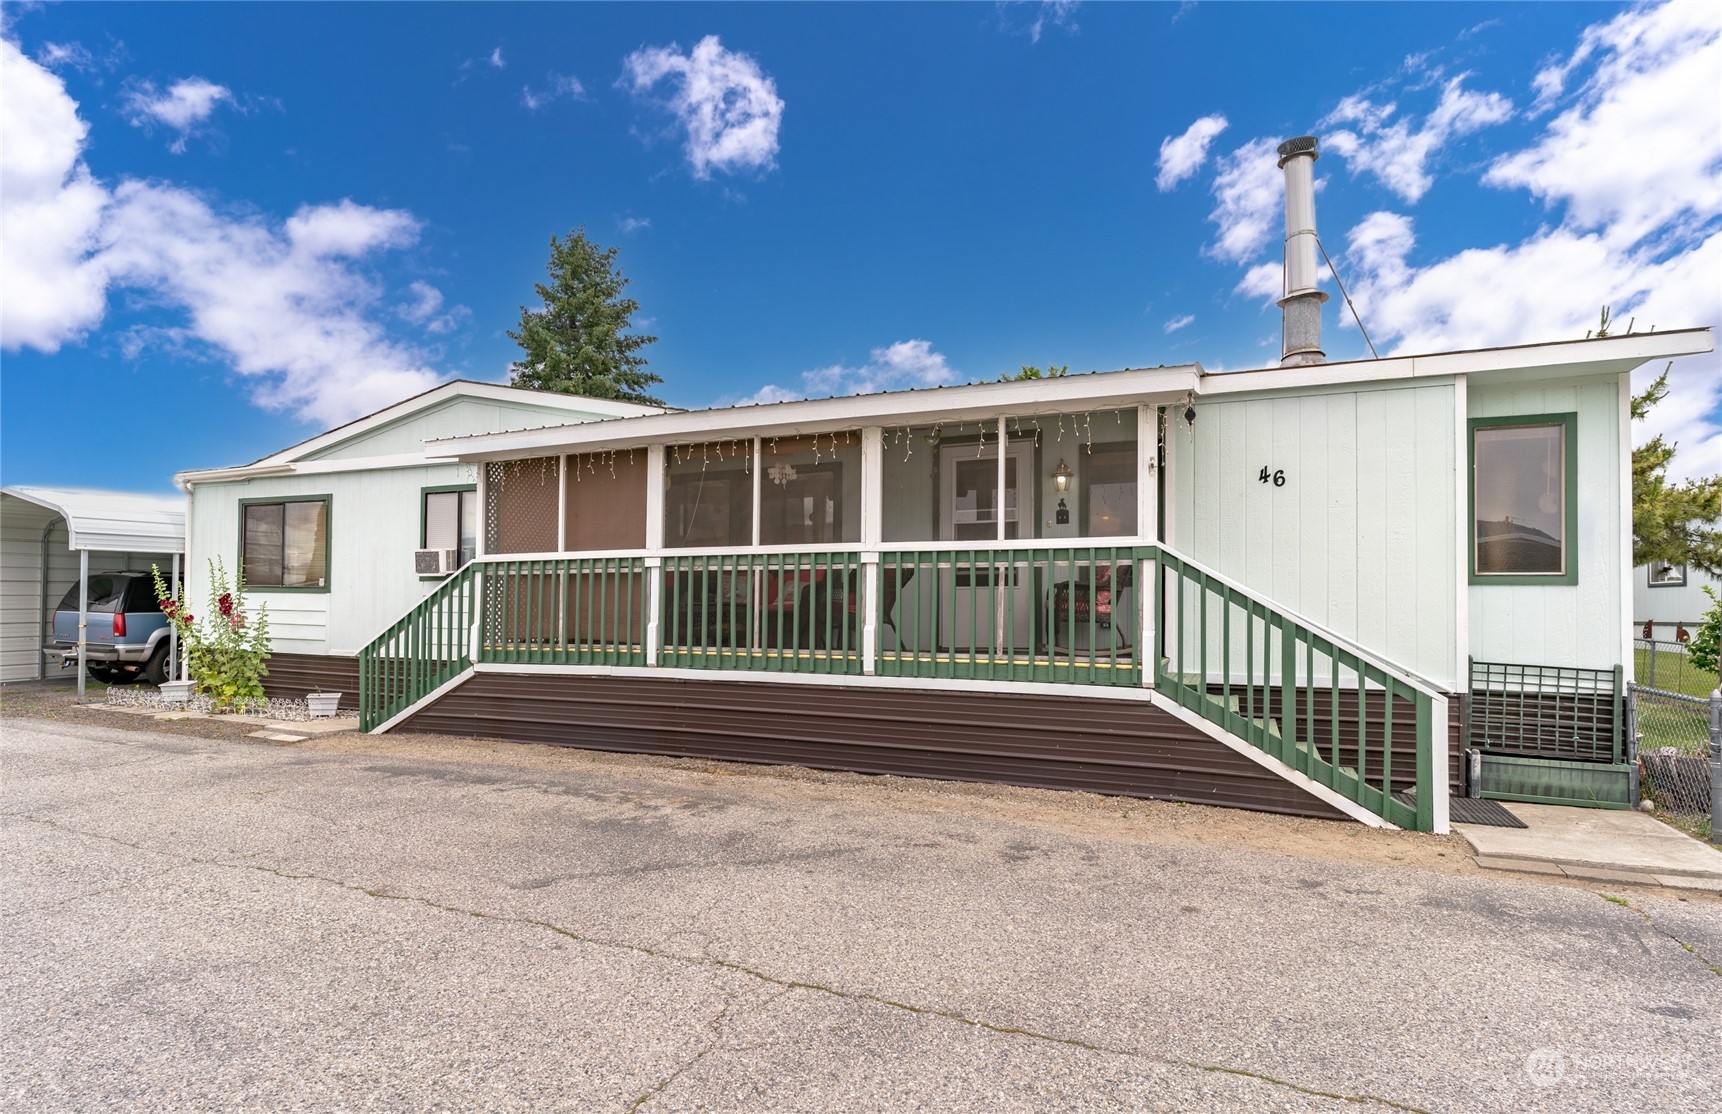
176 380 668 484
3 486 186 553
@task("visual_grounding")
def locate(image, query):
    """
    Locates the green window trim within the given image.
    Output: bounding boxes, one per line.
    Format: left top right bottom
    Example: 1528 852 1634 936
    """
237 494 333 593
1468 412 1578 586
419 484 478 580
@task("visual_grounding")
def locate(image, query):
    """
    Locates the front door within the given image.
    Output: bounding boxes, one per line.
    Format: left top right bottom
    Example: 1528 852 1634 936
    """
939 440 1034 541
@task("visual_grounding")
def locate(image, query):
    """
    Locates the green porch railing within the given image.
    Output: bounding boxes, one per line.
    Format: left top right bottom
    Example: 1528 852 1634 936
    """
876 546 1141 686
480 557 649 667
1151 547 1434 831
659 551 863 674
358 563 479 732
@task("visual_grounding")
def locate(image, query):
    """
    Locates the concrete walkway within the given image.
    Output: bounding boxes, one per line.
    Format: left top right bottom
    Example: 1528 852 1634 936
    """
1456 803 1722 891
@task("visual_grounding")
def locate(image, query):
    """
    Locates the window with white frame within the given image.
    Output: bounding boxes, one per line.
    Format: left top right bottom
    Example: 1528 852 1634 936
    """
423 487 477 569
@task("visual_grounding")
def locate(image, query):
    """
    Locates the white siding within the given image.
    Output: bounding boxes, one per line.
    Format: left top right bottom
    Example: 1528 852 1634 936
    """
1169 381 1459 689
187 463 479 656
1632 564 1720 628
1467 375 1625 670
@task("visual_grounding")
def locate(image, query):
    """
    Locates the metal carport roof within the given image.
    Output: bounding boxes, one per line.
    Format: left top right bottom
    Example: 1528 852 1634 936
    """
2 486 185 553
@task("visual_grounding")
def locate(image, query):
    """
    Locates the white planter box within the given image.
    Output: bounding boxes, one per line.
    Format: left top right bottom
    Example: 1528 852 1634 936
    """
306 692 342 719
159 680 195 707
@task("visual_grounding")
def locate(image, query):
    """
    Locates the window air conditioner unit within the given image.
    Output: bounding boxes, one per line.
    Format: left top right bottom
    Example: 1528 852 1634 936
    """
414 549 460 575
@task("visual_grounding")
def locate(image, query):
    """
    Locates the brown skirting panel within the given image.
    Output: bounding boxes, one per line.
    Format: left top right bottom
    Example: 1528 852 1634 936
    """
398 672 1348 820
261 653 359 702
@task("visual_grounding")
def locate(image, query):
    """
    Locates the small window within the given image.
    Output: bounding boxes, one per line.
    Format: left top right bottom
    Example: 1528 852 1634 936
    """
1647 561 1687 588
423 488 478 569
1470 414 1576 584
241 498 330 589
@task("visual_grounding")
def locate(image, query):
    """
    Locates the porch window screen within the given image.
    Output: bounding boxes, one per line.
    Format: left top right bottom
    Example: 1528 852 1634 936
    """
423 489 477 566
1470 413 1577 584
566 450 648 551
241 498 329 588
665 441 752 548
760 433 860 545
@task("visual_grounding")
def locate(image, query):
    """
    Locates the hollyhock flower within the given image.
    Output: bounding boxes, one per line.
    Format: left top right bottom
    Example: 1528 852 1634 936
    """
218 592 235 618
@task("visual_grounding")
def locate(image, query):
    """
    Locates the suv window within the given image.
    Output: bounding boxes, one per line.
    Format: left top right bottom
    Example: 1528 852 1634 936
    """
122 577 167 614
57 575 127 614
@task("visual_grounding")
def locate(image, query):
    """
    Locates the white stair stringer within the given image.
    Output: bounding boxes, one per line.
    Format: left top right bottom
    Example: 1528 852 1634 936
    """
1146 688 1399 830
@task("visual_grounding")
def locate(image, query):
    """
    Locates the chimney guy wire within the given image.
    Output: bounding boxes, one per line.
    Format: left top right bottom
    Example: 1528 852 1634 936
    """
1315 233 1380 360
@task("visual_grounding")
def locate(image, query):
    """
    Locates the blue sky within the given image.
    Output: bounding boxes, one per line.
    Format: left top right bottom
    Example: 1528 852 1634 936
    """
3 1 1718 492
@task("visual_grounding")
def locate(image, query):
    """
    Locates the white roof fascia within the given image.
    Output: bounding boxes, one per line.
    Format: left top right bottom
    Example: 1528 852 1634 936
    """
3 486 186 553
177 452 475 487
431 365 1203 461
1198 328 1713 397
243 381 666 471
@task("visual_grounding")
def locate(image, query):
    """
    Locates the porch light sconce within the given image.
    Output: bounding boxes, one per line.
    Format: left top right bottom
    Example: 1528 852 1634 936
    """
1052 459 1073 493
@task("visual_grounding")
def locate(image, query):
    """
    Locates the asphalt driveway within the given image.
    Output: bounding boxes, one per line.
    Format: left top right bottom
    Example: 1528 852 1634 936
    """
2 715 1717 1112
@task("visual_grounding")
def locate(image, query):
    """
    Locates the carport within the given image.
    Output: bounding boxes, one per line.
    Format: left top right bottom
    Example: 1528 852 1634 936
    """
0 487 186 699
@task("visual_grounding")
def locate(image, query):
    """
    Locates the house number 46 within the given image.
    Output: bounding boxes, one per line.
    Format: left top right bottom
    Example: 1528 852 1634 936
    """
1258 466 1286 487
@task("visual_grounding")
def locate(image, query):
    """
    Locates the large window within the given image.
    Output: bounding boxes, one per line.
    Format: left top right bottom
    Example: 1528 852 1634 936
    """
241 497 330 589
1470 414 1576 584
422 486 477 570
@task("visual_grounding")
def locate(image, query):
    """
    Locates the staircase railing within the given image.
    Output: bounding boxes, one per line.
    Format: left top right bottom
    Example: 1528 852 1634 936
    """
358 562 480 731
1150 546 1437 830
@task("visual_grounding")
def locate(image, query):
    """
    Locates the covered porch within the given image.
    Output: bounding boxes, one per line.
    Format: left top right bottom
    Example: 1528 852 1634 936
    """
360 368 1445 832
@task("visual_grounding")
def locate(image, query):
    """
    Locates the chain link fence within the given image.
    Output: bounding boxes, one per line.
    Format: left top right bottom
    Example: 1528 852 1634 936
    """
1631 684 1714 840
1632 638 1712 698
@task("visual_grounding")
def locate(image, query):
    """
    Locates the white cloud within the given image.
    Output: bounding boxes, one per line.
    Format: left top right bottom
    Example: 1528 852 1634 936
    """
522 73 584 111
0 36 109 351
618 216 651 235
1486 0 1721 245
489 47 506 69
1 39 446 426
1331 1 1721 481
38 42 94 71
1156 113 1227 191
1029 1 1080 44
1234 262 1283 303
1323 76 1513 203
121 76 234 153
741 339 958 405
1163 314 1195 334
622 36 784 179
397 280 470 335
1205 137 1283 263
98 183 442 423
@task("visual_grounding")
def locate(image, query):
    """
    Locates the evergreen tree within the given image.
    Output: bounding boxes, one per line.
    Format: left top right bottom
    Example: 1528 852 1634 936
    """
508 229 664 405
1632 366 1722 576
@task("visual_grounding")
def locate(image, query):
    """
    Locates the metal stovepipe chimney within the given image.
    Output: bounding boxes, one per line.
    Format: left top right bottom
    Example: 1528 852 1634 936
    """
1277 135 1329 367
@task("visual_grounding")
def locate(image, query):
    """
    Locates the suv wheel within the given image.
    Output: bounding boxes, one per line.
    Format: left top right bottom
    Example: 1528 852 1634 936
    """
140 644 171 687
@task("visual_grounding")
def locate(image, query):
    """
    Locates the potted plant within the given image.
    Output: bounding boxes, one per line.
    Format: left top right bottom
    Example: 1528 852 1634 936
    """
306 691 342 718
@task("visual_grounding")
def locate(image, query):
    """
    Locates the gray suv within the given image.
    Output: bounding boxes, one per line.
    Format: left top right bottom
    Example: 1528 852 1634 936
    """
45 571 176 686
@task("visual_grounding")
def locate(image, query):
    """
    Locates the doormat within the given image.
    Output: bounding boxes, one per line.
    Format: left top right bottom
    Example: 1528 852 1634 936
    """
1394 791 1528 828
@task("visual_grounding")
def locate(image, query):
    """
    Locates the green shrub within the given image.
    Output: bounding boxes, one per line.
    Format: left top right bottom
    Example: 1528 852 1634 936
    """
1688 585 1720 682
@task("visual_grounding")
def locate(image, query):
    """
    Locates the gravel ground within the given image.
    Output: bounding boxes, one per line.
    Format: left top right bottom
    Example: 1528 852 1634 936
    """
3 686 1719 1112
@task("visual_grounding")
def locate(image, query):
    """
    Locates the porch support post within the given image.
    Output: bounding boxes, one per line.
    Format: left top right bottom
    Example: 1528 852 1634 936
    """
751 438 762 547
645 445 665 665
557 453 568 552
1137 405 1157 544
76 548 88 704
1429 692 1450 834
996 417 1008 543
170 551 181 682
475 464 489 558
861 427 882 675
